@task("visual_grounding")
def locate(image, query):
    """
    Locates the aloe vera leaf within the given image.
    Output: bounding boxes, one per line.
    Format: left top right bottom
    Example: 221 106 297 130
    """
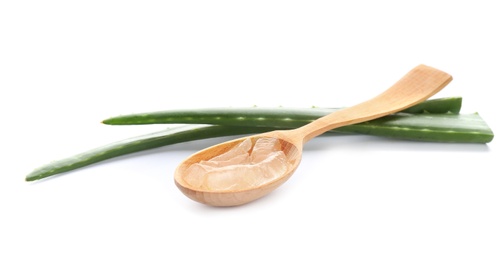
102 97 462 126
26 113 493 181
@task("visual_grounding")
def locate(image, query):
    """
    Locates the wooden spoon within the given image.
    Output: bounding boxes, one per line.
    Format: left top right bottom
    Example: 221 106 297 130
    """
174 65 452 206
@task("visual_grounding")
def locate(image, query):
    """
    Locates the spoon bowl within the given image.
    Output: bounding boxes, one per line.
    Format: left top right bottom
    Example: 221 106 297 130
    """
174 132 303 206
175 65 453 206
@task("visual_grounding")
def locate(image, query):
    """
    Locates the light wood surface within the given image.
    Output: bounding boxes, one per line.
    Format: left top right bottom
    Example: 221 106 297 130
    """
174 64 453 206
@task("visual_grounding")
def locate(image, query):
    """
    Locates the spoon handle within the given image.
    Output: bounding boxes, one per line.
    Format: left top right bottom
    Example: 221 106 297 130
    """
295 64 453 143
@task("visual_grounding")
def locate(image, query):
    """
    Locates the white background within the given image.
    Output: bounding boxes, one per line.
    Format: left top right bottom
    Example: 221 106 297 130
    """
1 1 497 259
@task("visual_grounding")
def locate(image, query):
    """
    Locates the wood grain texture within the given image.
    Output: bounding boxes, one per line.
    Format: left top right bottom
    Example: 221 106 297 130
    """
174 64 453 206
293 64 453 143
